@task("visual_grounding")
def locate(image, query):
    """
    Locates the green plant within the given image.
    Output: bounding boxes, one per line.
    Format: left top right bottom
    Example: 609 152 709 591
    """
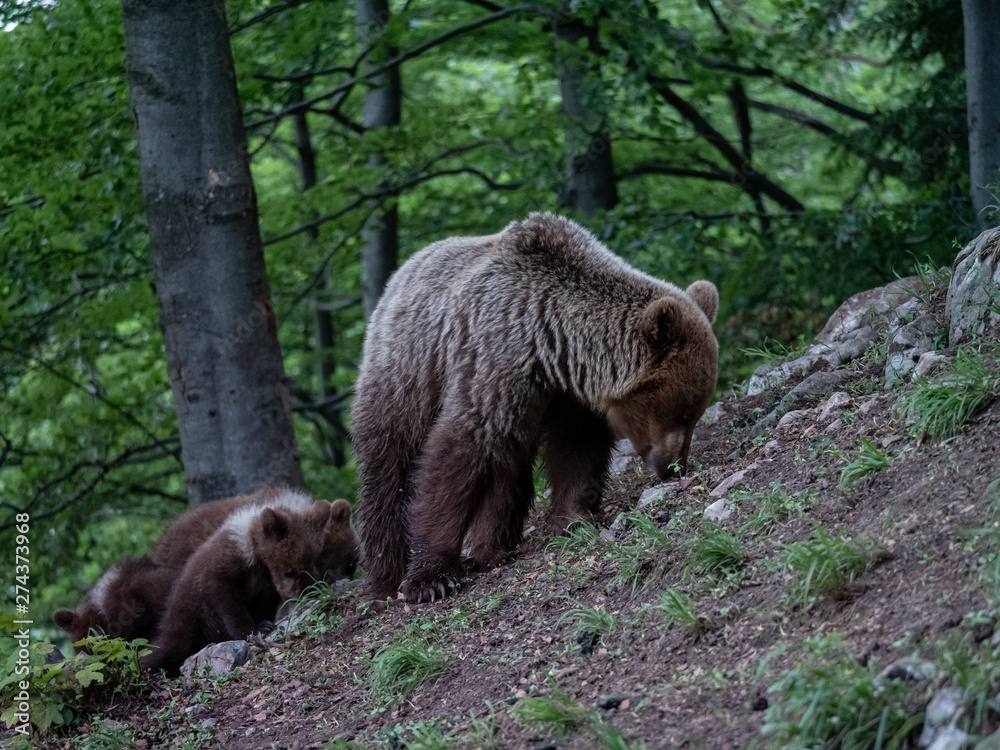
783 528 878 609
902 347 999 439
685 522 746 576
558 600 618 646
839 437 893 489
546 520 604 558
759 635 922 750
73 719 136 750
369 636 453 707
282 579 345 639
653 589 709 632
466 703 502 750
743 484 814 534
394 719 456 750
514 691 645 748
608 510 673 594
0 626 150 734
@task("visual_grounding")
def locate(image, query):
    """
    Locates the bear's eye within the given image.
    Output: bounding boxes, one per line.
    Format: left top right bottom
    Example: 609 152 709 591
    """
285 569 297 579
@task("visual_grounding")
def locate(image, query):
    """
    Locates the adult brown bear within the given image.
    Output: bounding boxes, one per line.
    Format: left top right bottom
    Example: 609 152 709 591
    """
352 213 718 603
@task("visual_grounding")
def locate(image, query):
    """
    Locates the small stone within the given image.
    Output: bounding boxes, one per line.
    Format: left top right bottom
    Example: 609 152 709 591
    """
877 655 936 683
704 498 734 523
184 705 210 717
927 726 969 750
946 226 1000 346
608 439 638 474
824 418 844 434
763 440 780 458
919 687 965 747
599 529 617 543
818 391 851 421
777 409 807 431
858 396 880 416
637 482 680 509
974 727 1000 750
710 465 757 497
180 640 252 679
915 351 949 379
702 402 727 425
201 718 219 729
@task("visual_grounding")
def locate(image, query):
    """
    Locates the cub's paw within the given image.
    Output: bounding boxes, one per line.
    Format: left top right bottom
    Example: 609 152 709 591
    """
399 571 461 603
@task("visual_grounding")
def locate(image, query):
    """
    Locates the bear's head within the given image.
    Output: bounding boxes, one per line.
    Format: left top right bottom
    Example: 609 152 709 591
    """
53 601 106 653
316 498 361 582
250 505 328 602
607 280 718 479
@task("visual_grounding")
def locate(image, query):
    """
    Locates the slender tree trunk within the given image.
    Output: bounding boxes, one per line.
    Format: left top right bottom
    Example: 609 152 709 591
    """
293 95 347 467
554 15 617 220
962 0 1000 231
355 0 401 321
121 0 304 505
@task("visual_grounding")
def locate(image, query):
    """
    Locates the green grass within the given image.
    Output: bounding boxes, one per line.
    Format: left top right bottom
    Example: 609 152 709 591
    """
743 484 815 534
902 347 998 439
281 579 344 639
685 522 746 577
782 528 877 610
514 691 646 749
652 589 709 632
546 519 604 557
608 510 673 594
838 437 893 490
368 635 453 706
558 599 618 647
759 635 921 750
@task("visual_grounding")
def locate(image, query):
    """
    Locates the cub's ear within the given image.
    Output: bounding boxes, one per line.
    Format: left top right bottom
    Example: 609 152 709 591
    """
53 609 78 630
641 297 685 354
685 280 719 324
329 498 353 525
258 508 290 540
305 499 333 526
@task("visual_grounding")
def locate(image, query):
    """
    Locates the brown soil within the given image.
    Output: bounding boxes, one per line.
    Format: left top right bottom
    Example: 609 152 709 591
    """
26 349 1000 750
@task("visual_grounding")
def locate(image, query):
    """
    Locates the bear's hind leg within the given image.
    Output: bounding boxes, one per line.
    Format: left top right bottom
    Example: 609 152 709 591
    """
465 450 536 571
401 424 494 603
543 396 615 534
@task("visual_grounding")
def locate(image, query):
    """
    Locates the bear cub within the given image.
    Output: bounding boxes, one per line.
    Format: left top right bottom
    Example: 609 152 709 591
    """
53 555 174 652
152 486 360 583
142 500 338 676
352 213 719 603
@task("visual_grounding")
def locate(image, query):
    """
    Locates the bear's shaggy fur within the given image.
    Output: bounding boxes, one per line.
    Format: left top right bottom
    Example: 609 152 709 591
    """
352 213 719 603
53 556 174 652
141 501 336 676
152 486 359 583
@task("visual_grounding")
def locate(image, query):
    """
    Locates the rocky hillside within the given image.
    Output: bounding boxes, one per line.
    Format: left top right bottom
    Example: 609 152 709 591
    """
13 232 1000 750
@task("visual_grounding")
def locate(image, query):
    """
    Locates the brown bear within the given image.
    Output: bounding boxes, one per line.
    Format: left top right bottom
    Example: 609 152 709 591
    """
351 213 718 603
141 501 336 676
151 486 360 583
53 556 174 652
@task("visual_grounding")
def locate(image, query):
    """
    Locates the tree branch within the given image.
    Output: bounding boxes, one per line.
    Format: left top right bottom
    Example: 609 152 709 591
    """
618 162 737 182
696 57 877 122
230 0 314 35
246 5 539 130
646 76 804 211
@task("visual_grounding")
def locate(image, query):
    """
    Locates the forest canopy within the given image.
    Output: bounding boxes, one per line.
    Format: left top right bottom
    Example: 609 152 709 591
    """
0 0 978 630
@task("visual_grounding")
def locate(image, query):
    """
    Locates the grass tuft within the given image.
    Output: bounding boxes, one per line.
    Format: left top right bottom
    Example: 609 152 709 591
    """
902 347 998 439
685 522 746 576
783 527 879 609
653 589 710 632
558 599 618 647
838 437 893 490
369 635 453 706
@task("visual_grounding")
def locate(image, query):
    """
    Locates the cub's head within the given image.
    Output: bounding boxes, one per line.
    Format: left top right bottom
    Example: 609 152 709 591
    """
315 499 361 582
53 601 106 654
250 507 326 602
607 281 719 479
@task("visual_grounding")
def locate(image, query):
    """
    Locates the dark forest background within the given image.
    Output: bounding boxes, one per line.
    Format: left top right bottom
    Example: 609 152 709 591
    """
0 0 987 631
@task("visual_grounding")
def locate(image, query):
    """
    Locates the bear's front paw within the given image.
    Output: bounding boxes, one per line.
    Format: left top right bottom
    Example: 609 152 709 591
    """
399 572 460 603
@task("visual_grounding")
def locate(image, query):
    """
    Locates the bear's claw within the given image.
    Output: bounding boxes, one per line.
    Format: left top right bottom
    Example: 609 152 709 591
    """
400 574 459 603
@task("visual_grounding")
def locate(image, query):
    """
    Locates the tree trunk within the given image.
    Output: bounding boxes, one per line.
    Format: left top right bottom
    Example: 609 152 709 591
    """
962 0 1000 231
355 0 401 321
121 0 304 505
554 15 618 220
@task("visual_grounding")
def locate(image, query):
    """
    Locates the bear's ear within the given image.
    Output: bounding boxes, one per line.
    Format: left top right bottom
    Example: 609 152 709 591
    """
641 297 686 354
329 498 352 525
305 499 333 527
53 609 78 630
258 508 290 541
685 280 719 324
